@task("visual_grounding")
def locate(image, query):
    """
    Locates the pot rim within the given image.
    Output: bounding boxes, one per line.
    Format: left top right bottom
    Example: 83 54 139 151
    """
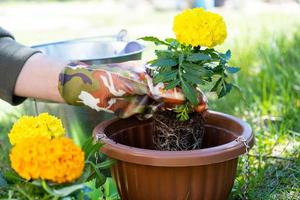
93 111 254 166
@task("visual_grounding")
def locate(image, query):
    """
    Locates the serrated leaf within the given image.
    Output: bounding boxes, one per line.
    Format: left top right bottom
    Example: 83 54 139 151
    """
138 36 168 46
165 38 180 48
183 65 212 77
187 53 211 62
181 80 198 105
226 66 240 74
182 73 205 85
154 50 175 58
219 82 233 98
147 59 157 65
203 48 219 59
164 79 181 90
210 77 222 92
165 38 177 43
225 50 231 60
151 58 178 68
219 50 231 61
153 70 178 84
212 64 225 74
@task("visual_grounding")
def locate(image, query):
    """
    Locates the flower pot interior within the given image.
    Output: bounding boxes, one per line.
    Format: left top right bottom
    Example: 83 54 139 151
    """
95 111 253 166
102 118 237 150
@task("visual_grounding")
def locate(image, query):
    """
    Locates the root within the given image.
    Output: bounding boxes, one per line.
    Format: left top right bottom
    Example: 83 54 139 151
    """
153 110 205 151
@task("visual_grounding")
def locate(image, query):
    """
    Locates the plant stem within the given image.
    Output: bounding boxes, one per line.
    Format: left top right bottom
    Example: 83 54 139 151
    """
15 185 34 200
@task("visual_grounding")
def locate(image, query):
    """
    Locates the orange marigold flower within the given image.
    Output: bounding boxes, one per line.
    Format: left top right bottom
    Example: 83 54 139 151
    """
10 137 84 183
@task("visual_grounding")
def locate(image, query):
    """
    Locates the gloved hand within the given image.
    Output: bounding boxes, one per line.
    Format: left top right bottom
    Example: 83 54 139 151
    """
58 61 207 118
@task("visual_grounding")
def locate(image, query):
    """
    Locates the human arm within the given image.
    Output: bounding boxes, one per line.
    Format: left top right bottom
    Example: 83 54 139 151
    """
14 53 66 103
0 27 50 104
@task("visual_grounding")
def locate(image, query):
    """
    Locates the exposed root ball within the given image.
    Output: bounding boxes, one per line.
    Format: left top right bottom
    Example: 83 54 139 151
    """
153 110 205 151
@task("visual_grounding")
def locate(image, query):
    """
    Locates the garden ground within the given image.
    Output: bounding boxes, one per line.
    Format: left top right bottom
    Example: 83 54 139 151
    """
0 0 299 199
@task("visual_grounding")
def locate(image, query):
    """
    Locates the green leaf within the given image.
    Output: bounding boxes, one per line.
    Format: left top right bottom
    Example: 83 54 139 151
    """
95 173 106 188
210 77 222 92
219 50 231 61
151 58 178 68
88 143 104 161
165 38 177 43
82 137 93 154
183 64 213 77
138 36 168 46
181 79 198 105
165 38 180 48
103 178 120 200
225 50 231 60
146 59 157 65
203 48 219 59
212 64 225 74
164 79 181 90
182 73 205 85
82 137 105 161
179 54 184 65
3 171 24 183
76 164 92 183
153 70 178 84
219 82 233 98
85 179 102 200
187 53 211 62
42 180 85 197
96 159 116 170
226 66 240 74
86 161 107 188
154 50 175 58
174 104 190 121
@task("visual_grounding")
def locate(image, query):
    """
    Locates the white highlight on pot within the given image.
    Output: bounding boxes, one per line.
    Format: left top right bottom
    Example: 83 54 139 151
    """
100 72 126 96
78 91 113 113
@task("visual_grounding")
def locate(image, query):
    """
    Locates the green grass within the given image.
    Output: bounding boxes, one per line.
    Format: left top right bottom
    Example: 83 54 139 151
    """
0 1 300 199
217 24 300 200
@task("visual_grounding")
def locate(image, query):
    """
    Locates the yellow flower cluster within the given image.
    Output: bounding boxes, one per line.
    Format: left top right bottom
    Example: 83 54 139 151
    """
8 113 65 145
173 8 227 47
10 137 84 183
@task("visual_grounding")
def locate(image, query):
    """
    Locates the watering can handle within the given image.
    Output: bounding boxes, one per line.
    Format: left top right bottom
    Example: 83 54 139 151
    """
116 29 128 42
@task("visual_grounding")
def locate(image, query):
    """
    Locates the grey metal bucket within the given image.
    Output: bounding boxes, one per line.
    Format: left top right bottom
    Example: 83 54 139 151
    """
31 30 145 144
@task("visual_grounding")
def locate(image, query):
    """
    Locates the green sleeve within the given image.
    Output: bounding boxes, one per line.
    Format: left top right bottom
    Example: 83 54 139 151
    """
0 27 40 105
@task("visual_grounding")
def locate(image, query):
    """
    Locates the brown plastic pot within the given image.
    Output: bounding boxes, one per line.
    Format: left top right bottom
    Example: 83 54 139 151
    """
93 111 254 200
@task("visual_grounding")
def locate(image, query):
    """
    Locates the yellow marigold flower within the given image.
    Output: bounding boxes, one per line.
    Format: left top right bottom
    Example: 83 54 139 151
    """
10 137 84 183
173 8 227 47
8 113 65 145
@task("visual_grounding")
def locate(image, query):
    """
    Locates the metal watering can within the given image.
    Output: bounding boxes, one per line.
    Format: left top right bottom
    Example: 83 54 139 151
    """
31 30 145 144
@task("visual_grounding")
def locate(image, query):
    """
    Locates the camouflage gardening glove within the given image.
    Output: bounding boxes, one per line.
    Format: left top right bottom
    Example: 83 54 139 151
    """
58 62 207 118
